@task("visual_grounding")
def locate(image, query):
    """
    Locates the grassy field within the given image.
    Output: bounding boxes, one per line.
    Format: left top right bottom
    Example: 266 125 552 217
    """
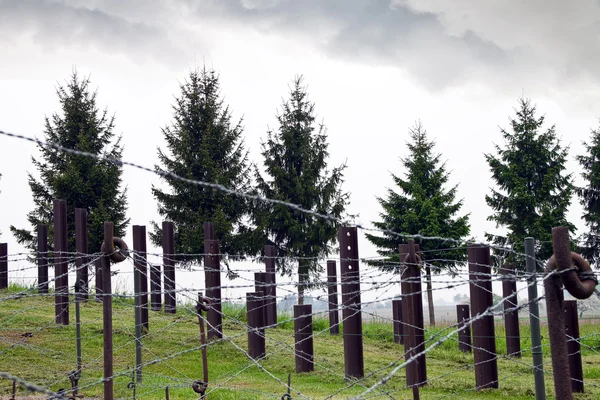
1 284 600 399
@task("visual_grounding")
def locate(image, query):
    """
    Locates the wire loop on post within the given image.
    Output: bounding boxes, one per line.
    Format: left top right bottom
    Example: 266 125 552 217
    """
101 237 129 263
196 296 211 313
546 252 597 300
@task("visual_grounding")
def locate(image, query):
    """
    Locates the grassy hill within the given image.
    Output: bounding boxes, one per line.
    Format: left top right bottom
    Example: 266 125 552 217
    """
1 284 600 399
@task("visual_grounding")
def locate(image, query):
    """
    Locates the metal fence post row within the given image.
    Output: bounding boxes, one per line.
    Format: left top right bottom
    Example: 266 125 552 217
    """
53 199 69 325
327 260 340 335
499 264 520 357
339 226 364 379
467 244 498 390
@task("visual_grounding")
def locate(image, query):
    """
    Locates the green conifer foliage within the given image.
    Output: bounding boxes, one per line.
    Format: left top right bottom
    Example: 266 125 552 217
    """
150 67 253 271
11 71 128 254
254 76 350 304
485 98 574 267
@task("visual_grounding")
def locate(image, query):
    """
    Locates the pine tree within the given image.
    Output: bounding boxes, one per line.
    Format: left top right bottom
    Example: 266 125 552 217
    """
254 76 350 304
485 98 574 267
365 122 470 325
151 67 253 270
11 71 128 254
576 122 600 268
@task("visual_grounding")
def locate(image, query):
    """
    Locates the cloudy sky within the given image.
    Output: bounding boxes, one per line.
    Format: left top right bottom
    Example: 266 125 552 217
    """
1 0 599 303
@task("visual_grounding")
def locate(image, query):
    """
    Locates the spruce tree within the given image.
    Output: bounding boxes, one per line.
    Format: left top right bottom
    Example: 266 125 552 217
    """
11 71 128 254
365 122 470 325
485 98 574 267
151 67 253 270
254 76 350 304
576 122 600 268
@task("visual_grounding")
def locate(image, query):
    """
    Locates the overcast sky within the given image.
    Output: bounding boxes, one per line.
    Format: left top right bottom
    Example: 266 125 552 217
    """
1 0 599 304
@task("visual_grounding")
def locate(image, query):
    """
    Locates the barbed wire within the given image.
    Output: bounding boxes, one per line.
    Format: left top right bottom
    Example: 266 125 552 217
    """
1 129 599 398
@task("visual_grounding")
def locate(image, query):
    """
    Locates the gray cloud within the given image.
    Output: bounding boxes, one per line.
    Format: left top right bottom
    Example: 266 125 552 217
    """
0 0 188 66
182 0 600 92
3 0 600 93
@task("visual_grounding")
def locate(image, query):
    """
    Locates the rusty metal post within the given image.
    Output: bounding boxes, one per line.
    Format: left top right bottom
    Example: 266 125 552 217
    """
37 225 49 293
545 227 598 399
75 208 89 301
247 291 266 359
525 237 545 400
75 296 82 386
0 243 7 290
456 304 472 352
392 299 403 344
53 199 69 325
132 226 144 383
95 258 103 302
204 222 215 241
500 265 520 357
327 260 340 335
197 292 210 398
264 245 277 327
339 226 364 379
133 225 149 331
101 222 128 400
255 272 268 328
400 241 426 389
150 235 162 311
544 253 571 399
162 221 176 314
102 223 114 400
467 244 498 390
564 300 583 393
294 304 314 373
399 244 415 388
412 243 426 385
204 239 223 340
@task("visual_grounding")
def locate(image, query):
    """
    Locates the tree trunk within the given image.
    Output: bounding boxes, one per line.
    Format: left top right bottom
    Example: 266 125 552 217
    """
425 264 435 326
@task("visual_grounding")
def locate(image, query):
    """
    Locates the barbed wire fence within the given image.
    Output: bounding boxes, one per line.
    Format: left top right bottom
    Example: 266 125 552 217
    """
0 130 599 399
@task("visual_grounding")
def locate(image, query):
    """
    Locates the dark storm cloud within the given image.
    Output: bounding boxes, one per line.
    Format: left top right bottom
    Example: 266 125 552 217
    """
0 0 187 65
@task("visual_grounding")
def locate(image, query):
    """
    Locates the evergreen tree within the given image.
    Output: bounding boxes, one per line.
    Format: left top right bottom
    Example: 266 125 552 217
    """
485 98 574 267
365 122 470 326
151 67 253 270
254 76 350 304
576 122 600 268
11 71 128 254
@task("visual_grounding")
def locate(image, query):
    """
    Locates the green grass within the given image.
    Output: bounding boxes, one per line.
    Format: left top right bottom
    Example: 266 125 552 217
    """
1 285 599 399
